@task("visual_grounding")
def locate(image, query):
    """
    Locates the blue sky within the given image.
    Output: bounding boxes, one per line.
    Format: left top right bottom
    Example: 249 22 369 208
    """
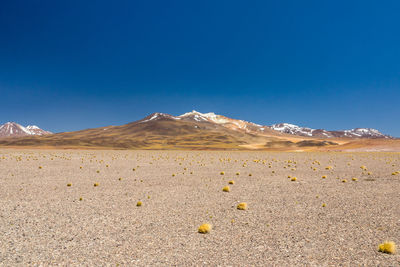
1 0 399 136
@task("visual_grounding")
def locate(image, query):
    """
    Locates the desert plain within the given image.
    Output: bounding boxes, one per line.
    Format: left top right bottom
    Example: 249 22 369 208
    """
0 149 399 266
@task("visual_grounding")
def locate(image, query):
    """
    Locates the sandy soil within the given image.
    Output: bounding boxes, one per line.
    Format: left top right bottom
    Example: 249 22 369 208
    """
0 149 399 266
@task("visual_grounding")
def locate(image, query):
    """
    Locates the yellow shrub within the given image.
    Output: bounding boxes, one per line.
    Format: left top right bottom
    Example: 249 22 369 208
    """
237 202 247 210
222 186 230 192
322 175 327 179
136 201 142 207
67 183 72 187
198 223 212 234
378 241 396 254
291 177 297 181
228 180 235 184
352 177 358 181
94 183 99 187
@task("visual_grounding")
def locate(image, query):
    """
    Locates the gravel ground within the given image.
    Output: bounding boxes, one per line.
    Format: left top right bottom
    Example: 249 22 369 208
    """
0 149 399 266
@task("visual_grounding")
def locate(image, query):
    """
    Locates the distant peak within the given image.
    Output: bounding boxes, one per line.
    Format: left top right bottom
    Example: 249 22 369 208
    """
0 122 51 137
139 112 178 123
27 125 40 129
4 122 20 125
179 110 217 118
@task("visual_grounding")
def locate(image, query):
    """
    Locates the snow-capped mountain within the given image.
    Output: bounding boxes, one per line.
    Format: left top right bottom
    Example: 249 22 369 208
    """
139 112 178 123
0 112 395 150
270 123 317 137
178 111 391 138
178 110 270 133
138 110 268 133
270 123 389 139
0 122 52 138
1 112 389 140
137 111 390 139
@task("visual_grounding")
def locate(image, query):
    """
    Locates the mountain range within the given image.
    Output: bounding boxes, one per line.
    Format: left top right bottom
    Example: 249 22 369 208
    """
0 111 396 151
0 122 52 138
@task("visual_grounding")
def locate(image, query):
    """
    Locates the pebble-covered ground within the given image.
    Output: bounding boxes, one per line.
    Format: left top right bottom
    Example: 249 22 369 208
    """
0 149 399 266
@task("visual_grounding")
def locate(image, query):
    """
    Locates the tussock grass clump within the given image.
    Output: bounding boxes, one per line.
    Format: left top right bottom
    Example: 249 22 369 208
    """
228 180 235 184
322 175 327 179
352 177 358 181
237 202 247 210
94 183 99 187
79 197 83 201
222 186 230 192
342 179 347 183
39 166 42 169
136 201 142 207
67 183 72 187
322 203 326 207
291 177 297 181
378 241 396 254
325 166 332 170
198 223 212 234
220 171 225 175
236 172 240 175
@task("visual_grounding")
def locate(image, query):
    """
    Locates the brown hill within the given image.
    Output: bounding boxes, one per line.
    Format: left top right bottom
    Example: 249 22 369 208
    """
0 114 262 150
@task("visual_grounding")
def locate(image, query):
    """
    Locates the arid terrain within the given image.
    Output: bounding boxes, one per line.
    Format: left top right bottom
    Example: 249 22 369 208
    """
0 149 399 266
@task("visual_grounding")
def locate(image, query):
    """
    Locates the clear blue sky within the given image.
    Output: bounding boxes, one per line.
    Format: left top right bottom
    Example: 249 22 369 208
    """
1 0 399 136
